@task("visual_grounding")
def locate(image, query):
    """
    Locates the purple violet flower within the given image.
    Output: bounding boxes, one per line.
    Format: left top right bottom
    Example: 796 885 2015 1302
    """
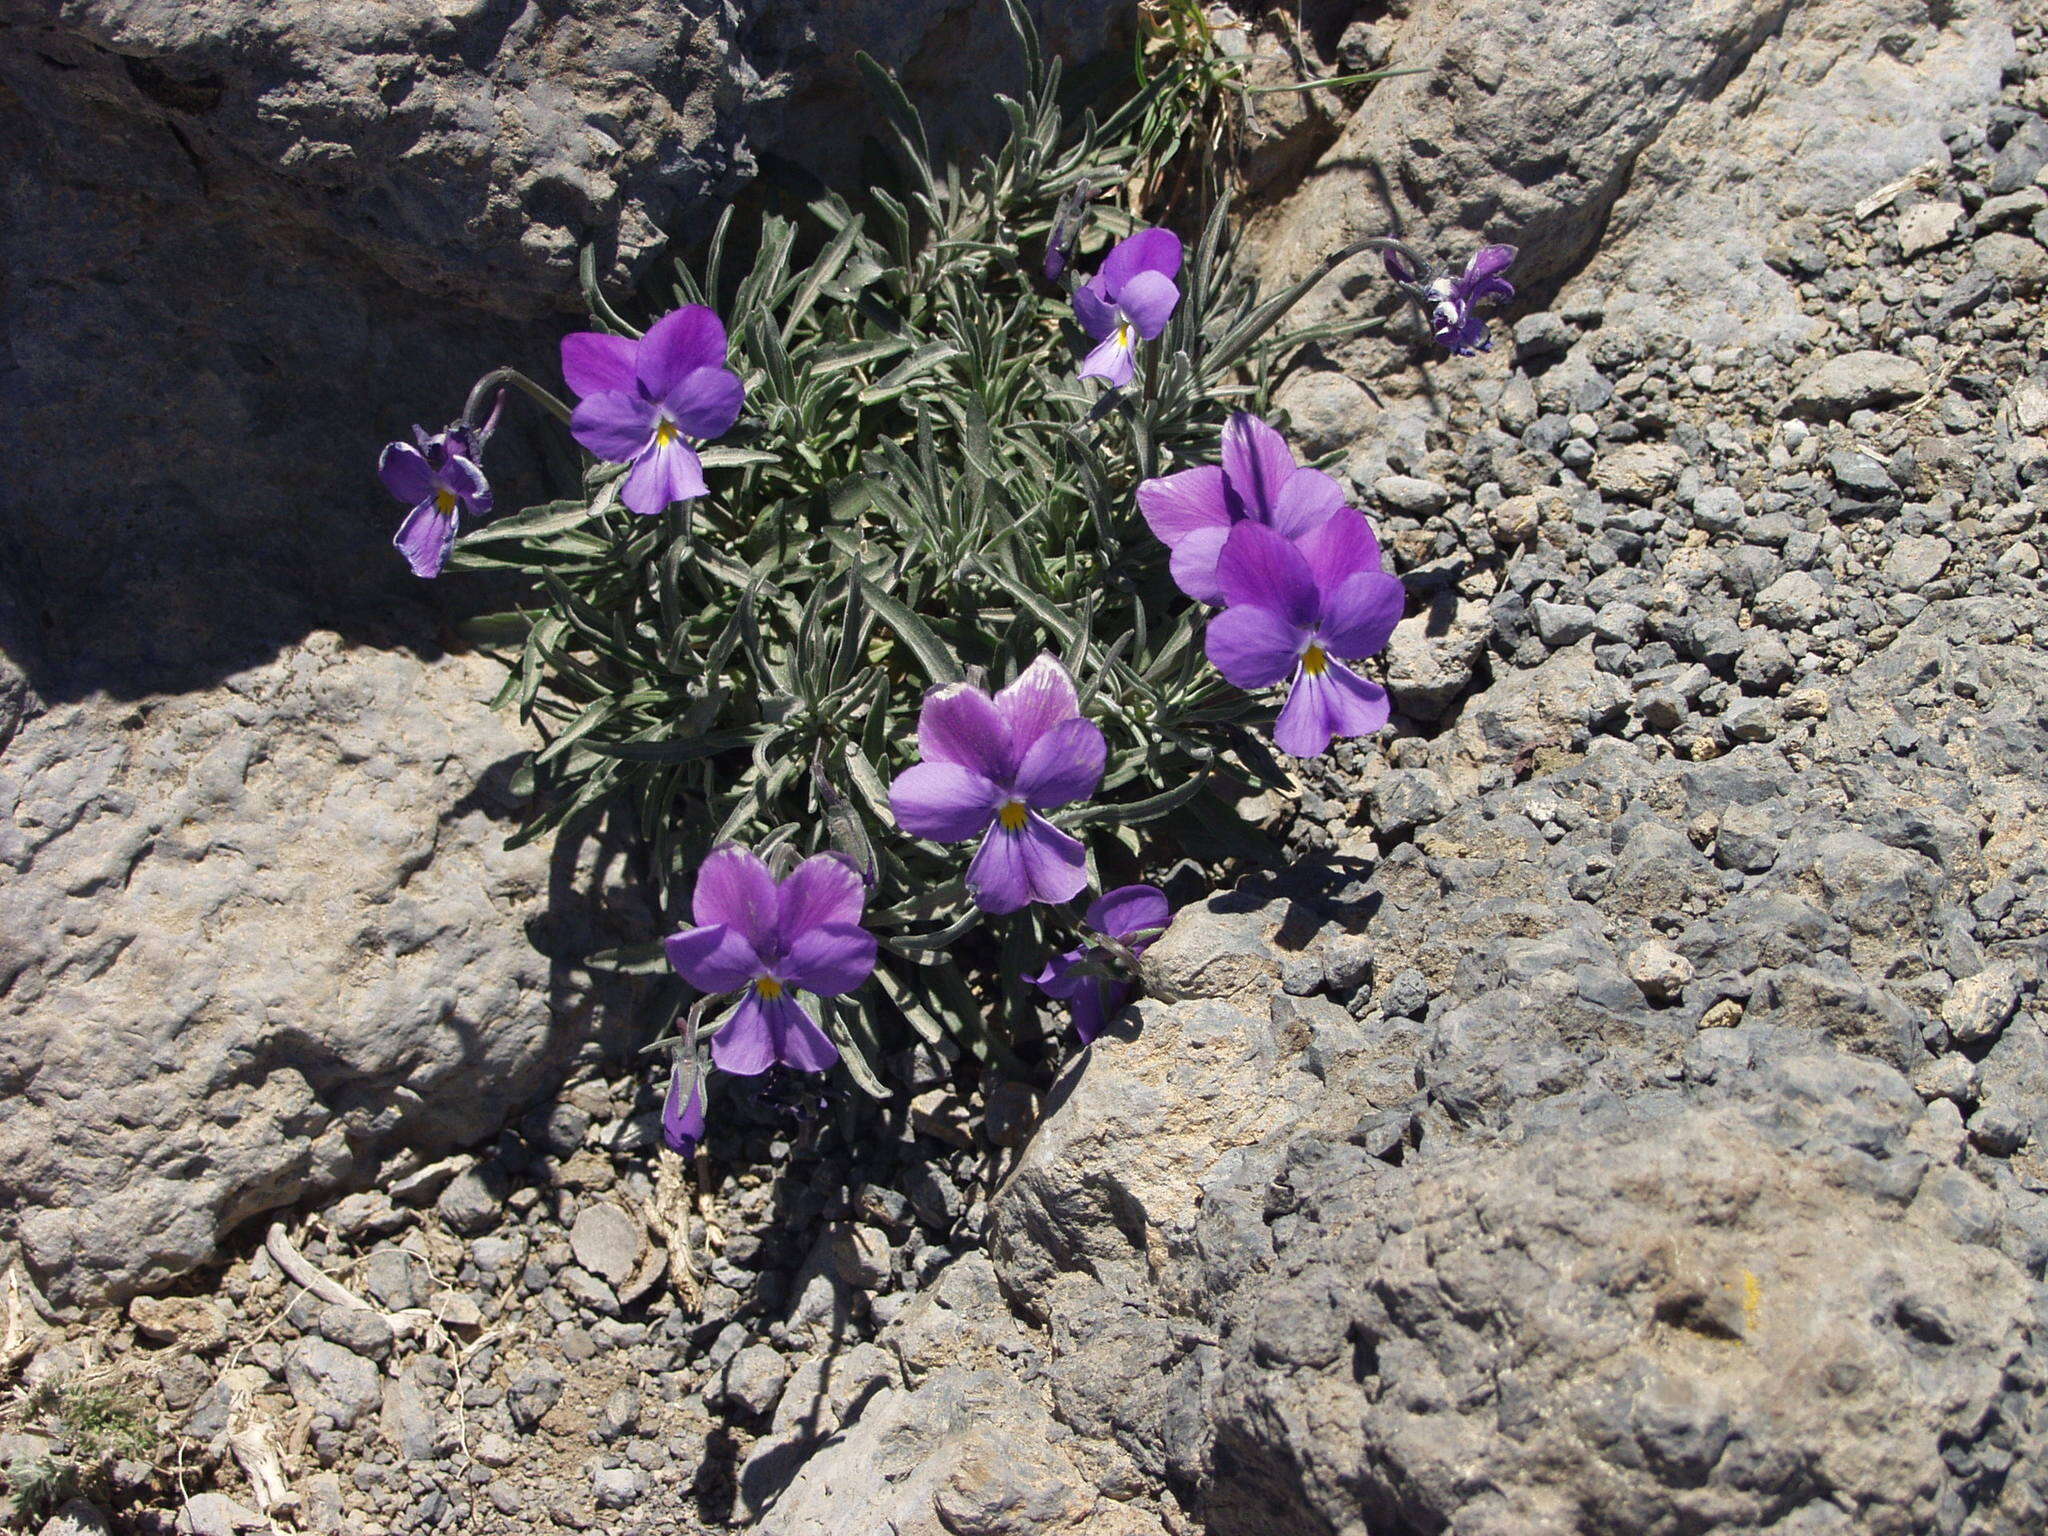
1074 228 1183 388
561 306 746 517
1205 510 1406 758
663 846 877 1077
1030 884 1171 1044
1384 244 1517 356
662 1055 706 1156
1137 413 1348 605
889 655 1107 915
382 426 492 579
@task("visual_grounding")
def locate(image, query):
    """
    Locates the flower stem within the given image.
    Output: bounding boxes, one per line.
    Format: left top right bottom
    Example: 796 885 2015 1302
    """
462 367 573 431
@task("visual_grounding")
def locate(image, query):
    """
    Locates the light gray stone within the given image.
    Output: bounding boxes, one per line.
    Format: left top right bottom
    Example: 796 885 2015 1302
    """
568 1203 645 1289
283 1338 381 1431
1787 350 1933 420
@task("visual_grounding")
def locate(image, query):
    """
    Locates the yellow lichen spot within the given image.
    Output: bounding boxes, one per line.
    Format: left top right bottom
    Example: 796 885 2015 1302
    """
434 488 458 516
754 976 784 999
656 419 679 447
1740 1269 1762 1335
1302 643 1329 676
997 800 1029 832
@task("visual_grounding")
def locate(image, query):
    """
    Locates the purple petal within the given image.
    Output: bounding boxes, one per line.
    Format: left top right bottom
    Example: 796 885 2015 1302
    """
662 1060 705 1154
781 921 878 997
1206 603 1309 689
636 306 730 400
570 391 657 463
379 441 434 505
708 990 838 1075
966 812 1088 914
1220 414 1297 522
1296 508 1385 601
992 654 1079 760
1463 244 1517 284
664 923 765 995
442 454 493 517
1318 571 1406 661
1013 717 1105 811
1086 884 1170 945
393 499 457 579
1029 946 1091 1000
709 993 778 1076
1168 526 1231 606
621 440 708 515
1101 227 1183 290
1070 980 1128 1044
1116 271 1179 340
778 853 867 941
1078 331 1135 387
1273 659 1389 757
1382 245 1424 284
769 991 841 1073
1431 304 1491 356
1214 520 1317 627
1137 466 1231 548
664 366 745 442
1073 281 1119 341
690 845 780 955
1270 467 1347 542
917 684 1014 781
561 331 639 399
890 762 1002 843
1467 274 1515 307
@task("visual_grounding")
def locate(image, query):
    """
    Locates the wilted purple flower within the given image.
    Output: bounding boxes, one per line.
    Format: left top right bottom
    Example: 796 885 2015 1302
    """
382 426 492 579
561 306 745 517
1384 244 1517 356
1206 511 1405 757
889 655 1106 915
663 846 876 1077
1030 884 1171 1043
1074 228 1183 388
1043 178 1096 283
1137 413 1348 604
662 1055 706 1156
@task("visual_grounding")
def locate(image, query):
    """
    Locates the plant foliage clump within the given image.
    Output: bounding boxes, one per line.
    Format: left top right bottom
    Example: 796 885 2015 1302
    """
439 2 1392 1086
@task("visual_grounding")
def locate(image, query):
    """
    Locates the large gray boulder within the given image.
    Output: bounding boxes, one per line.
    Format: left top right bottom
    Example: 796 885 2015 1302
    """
0 637 640 1303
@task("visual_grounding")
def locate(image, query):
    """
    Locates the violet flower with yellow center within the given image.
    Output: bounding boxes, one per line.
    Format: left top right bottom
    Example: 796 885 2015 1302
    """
663 846 876 1076
1205 510 1406 757
561 305 745 516
889 655 1106 915
382 425 491 579
1073 228 1182 388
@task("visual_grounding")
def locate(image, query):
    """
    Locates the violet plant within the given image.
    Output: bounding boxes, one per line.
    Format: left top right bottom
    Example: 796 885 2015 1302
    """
387 4 1497 1113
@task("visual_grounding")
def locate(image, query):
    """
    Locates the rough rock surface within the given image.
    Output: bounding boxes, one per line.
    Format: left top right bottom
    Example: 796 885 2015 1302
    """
0 638 639 1304
1253 0 2014 371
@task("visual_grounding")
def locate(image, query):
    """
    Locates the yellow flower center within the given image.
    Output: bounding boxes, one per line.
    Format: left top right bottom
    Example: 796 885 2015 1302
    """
434 487 458 516
1302 643 1329 676
655 419 679 447
997 800 1029 832
754 976 783 999
1116 321 1135 350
